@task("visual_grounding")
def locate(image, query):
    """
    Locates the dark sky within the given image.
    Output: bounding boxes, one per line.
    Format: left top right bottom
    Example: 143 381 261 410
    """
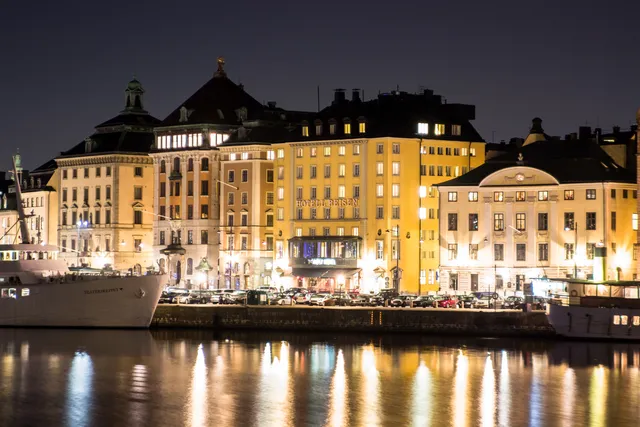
2 0 639 170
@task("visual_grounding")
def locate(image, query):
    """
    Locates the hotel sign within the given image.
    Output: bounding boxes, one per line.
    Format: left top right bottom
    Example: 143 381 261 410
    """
309 258 337 266
296 198 359 207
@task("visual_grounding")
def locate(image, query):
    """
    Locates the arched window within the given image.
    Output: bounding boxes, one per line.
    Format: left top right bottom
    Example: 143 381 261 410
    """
201 158 209 171
173 157 180 173
160 160 166 173
188 158 194 172
187 258 193 275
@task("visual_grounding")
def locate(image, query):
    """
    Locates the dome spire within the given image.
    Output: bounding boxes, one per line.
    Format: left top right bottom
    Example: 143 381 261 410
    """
122 76 147 114
214 56 227 78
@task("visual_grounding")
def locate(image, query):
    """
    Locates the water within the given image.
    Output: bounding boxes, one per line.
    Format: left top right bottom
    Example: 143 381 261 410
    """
1 330 639 427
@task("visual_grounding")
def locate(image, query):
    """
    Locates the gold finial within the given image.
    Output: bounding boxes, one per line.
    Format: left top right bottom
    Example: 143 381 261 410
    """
215 56 226 78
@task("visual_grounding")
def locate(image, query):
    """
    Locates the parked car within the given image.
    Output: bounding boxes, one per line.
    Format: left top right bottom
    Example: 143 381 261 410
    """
475 295 503 309
187 290 215 304
158 288 190 304
413 295 436 308
309 293 335 306
257 286 279 294
378 288 399 300
367 295 385 306
211 289 236 304
531 296 548 310
460 295 479 309
390 295 417 307
333 293 355 306
352 295 371 306
434 295 458 308
503 296 524 309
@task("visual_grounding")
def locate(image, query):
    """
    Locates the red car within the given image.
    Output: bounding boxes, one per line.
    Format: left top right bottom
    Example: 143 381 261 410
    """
435 295 458 308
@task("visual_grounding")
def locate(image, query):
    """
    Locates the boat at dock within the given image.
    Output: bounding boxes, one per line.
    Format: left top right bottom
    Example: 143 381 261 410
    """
546 278 640 340
0 154 165 328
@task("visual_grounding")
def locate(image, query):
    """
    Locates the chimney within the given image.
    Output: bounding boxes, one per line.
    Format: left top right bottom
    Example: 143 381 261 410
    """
267 101 277 108
578 126 591 140
631 125 638 133
613 126 621 133
333 88 346 104
352 89 361 102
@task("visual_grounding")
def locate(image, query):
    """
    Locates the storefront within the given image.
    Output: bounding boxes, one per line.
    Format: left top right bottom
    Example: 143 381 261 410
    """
288 236 362 292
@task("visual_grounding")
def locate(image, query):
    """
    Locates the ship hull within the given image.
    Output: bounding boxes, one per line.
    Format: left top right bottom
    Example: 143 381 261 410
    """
0 275 165 328
548 304 640 340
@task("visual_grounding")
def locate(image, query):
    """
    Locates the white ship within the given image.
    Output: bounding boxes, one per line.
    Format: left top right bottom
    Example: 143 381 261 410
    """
0 154 165 328
547 278 640 340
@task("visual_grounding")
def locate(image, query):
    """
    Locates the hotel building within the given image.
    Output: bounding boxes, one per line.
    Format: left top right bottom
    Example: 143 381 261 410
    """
438 118 638 295
20 159 59 246
56 78 159 272
273 88 485 294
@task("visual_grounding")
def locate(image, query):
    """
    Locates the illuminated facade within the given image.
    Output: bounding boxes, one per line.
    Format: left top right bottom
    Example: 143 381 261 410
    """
56 78 159 272
273 88 485 294
21 160 59 246
438 118 638 295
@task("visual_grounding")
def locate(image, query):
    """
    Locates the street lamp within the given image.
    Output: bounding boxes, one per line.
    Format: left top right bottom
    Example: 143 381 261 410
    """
76 220 88 267
565 221 578 278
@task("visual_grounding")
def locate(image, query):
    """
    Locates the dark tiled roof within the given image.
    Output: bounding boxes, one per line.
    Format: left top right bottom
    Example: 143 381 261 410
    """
95 112 161 128
220 123 299 146
285 89 484 142
59 130 155 158
438 139 636 187
161 75 265 127
32 158 57 172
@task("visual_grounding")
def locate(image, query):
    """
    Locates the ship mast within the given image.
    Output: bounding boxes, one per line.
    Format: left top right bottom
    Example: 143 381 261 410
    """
12 152 31 244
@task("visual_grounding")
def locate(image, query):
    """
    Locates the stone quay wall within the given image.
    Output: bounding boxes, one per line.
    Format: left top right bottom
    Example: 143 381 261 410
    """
152 306 556 337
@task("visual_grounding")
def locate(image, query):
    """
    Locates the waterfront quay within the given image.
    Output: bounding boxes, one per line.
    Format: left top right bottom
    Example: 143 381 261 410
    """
152 305 555 337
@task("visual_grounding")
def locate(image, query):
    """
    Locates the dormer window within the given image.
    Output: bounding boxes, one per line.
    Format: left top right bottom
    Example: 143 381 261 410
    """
452 124 461 136
343 118 351 135
418 122 429 135
302 125 309 137
329 119 336 135
435 124 445 136
315 120 323 136
359 122 366 133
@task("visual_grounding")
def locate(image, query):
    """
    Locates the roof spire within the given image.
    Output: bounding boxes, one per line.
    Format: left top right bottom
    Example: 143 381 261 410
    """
214 56 227 78
122 76 147 114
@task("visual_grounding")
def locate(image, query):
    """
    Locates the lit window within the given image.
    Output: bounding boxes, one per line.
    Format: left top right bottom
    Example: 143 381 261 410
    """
329 124 336 134
376 184 384 197
634 316 640 326
338 146 346 156
267 150 275 160
353 144 360 155
392 162 400 175
613 315 621 325
296 228 302 237
538 191 549 201
337 227 345 236
376 162 384 175
296 148 303 158
392 184 400 198
418 207 427 219
494 192 504 202
470 148 476 156
344 124 351 134
359 122 366 133
352 227 359 236
564 190 574 200
448 192 458 202
419 186 427 198
21 288 30 297
417 122 429 135
277 149 284 159
338 185 346 198
452 125 461 136
241 152 249 160
435 124 445 135
302 126 309 137
277 187 284 200
324 146 331 156
633 213 638 231
338 164 346 177
621 315 629 326
468 191 478 202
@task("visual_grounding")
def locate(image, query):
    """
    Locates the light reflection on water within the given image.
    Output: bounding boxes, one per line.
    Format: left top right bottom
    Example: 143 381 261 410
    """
1 330 640 426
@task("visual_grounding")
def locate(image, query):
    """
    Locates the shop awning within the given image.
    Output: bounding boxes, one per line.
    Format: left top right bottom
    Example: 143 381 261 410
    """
292 268 361 278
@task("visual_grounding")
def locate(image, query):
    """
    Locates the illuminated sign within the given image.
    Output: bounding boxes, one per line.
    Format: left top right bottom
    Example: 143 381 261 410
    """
296 198 359 207
309 258 337 266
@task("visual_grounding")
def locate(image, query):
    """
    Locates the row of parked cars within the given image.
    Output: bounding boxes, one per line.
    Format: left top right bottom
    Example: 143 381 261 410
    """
158 287 549 311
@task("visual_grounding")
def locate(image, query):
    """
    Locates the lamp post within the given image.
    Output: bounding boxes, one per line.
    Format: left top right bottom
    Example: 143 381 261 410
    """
565 221 578 278
76 220 88 267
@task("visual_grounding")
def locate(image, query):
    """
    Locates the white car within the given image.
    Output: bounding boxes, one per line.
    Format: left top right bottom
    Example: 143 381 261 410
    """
309 293 335 306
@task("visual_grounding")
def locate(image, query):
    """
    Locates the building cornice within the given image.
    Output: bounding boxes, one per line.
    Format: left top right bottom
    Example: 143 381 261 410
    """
55 154 153 167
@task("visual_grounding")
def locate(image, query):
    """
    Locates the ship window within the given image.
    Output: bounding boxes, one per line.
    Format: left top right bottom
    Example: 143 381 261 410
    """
21 288 29 297
613 315 620 325
621 315 629 326
634 316 640 326
0 289 7 298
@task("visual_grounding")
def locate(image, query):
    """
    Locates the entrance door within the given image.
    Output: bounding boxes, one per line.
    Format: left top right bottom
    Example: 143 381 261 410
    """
516 274 525 292
449 273 458 291
470 274 478 291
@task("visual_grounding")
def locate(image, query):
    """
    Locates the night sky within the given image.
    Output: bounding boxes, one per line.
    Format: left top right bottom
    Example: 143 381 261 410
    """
2 0 639 170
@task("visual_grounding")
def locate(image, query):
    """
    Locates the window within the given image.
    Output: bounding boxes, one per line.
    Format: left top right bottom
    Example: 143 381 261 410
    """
469 244 478 260
201 158 209 171
376 144 384 154
241 170 248 183
586 189 596 200
516 244 526 261
296 147 304 158
634 190 638 199
277 187 284 200
72 169 77 179
323 227 330 236
564 190 574 200
564 243 574 260
447 244 457 260
134 210 142 224
516 191 526 202
63 170 68 179
187 205 193 219
611 211 617 231
296 187 303 200
448 213 458 231
105 210 111 224
515 213 526 231
448 192 458 202
342 123 351 135
536 243 549 261
634 213 638 231
62 189 68 202
564 212 575 230
324 165 331 178
587 243 595 260
538 213 548 231
376 162 384 176
610 189 616 199
277 207 284 220
392 184 400 198
538 191 549 201
437 147 443 155
72 188 77 202
392 162 400 176
586 212 596 230
324 186 331 199
338 145 346 156
435 124 445 135
429 165 435 176
338 185 346 198
83 168 89 178
353 163 360 177
228 170 235 183
95 210 100 224
376 206 384 219
134 186 142 200
417 122 429 134
392 143 400 154
468 213 478 231
468 191 478 202
134 167 143 177
494 244 504 261
241 212 248 227
353 207 360 219
445 147 452 156
310 208 317 219
266 169 274 183
623 189 629 199
201 230 208 244
187 181 194 196
106 186 111 200
494 213 504 231
376 241 384 260
277 149 284 159
452 124 461 136
324 207 331 219
376 184 383 198
612 242 617 254
338 164 346 177
494 192 503 202
227 192 235 206
353 185 360 198
201 205 209 219
241 192 248 205
324 146 331 156
159 231 165 246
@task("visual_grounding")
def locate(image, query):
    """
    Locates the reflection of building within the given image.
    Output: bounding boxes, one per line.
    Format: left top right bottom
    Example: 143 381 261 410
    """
151 58 273 288
56 78 159 272
273 88 485 294
438 118 638 295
